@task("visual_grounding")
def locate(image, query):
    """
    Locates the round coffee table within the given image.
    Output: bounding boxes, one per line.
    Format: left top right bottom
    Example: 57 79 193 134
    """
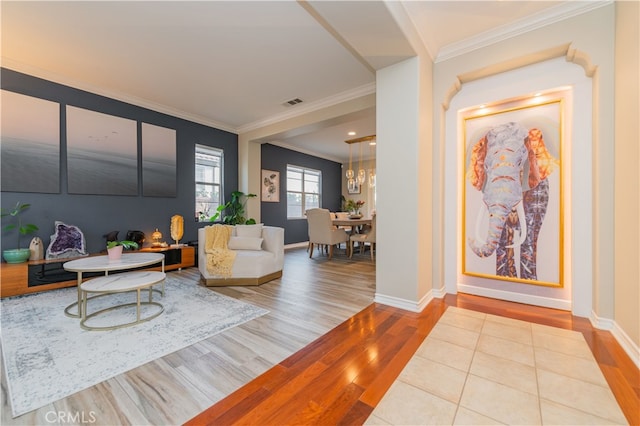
63 253 165 318
79 270 166 331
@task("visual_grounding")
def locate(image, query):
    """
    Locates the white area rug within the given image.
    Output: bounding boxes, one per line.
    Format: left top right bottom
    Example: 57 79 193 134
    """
0 274 268 417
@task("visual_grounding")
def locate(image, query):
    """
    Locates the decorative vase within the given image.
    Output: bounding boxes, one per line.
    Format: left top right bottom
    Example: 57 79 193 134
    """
3 248 32 264
107 245 123 261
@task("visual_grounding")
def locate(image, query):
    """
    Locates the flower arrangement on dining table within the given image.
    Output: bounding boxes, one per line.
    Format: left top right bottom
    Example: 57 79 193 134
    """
344 199 365 215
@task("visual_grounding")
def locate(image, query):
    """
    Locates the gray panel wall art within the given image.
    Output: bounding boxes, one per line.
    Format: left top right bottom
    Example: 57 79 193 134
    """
142 122 177 197
1 90 60 193
66 106 138 195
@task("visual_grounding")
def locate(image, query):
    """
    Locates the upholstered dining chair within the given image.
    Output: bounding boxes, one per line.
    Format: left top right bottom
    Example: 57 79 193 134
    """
349 214 376 261
306 208 349 260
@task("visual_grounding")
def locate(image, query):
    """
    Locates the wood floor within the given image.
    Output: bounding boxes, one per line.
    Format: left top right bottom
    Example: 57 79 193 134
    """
2 247 638 425
186 291 640 426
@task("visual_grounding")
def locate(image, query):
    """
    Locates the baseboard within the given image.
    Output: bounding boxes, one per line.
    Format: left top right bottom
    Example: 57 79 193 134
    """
590 310 640 370
374 290 433 313
457 283 572 311
432 285 447 299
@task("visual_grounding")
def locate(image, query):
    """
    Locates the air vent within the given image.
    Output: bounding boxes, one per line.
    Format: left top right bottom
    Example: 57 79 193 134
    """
283 98 303 107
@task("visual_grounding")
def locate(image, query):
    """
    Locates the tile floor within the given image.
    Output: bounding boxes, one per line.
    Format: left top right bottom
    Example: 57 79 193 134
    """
365 307 627 425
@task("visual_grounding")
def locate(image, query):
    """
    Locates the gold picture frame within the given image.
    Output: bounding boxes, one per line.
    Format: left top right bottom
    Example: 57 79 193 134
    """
462 97 563 287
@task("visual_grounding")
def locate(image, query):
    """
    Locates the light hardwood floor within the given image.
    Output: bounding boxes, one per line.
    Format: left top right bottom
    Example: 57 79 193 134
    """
2 247 638 425
1 247 376 425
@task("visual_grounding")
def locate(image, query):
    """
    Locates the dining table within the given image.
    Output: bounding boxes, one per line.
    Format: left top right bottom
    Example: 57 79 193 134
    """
332 217 372 233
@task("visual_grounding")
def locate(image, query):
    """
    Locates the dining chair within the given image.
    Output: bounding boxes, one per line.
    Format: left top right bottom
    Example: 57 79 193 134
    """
349 214 376 261
306 208 349 260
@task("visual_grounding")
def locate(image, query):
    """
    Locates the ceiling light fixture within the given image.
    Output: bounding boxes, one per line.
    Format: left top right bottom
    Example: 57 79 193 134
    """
345 134 376 191
346 143 355 191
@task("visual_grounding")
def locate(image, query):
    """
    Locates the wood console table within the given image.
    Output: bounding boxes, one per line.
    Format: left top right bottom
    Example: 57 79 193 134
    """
0 245 195 298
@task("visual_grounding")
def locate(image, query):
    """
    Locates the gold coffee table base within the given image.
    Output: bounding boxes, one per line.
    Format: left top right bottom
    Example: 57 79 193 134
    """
79 271 166 331
80 296 164 331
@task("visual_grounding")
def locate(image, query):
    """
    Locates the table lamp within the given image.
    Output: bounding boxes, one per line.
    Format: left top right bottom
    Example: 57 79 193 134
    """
151 228 163 247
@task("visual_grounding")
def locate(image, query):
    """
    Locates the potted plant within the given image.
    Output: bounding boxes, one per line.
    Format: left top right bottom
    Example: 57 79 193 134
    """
210 191 257 225
1 202 39 263
106 240 139 260
344 199 365 217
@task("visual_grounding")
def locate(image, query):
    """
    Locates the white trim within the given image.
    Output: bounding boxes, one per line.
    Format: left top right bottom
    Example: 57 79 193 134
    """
435 1 612 63
1 58 376 138
374 290 433 313
237 82 377 134
457 284 572 311
590 311 640 370
266 141 343 164
1 58 237 133
611 321 640 370
431 286 447 299
589 309 615 330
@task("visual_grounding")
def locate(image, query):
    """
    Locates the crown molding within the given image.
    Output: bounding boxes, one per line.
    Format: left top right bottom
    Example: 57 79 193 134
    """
435 0 613 63
1 57 238 133
265 140 344 164
237 82 376 134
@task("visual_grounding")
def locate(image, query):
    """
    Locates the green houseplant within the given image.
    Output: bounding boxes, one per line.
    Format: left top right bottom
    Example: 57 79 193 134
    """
106 240 139 260
1 201 39 263
210 191 257 225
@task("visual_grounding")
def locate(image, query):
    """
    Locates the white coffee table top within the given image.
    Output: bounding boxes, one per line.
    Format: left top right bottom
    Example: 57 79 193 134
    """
80 271 166 293
64 253 164 273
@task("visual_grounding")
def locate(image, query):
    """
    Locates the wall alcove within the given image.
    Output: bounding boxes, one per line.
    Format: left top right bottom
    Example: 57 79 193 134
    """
441 47 596 317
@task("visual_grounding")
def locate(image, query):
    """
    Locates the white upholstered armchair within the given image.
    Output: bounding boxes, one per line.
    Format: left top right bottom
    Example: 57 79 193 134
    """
306 208 348 260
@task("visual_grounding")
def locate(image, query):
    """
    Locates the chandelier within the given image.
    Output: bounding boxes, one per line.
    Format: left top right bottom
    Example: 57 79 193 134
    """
345 135 376 190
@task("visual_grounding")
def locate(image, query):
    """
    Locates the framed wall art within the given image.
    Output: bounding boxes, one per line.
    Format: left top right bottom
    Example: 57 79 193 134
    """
66 106 138 195
462 98 563 287
261 169 280 202
1 90 60 193
142 122 176 197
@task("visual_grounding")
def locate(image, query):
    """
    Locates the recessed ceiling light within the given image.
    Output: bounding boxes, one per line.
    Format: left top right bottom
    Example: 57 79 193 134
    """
348 131 356 136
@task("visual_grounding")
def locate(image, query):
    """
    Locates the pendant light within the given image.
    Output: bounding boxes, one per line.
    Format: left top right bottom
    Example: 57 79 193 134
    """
368 140 376 187
345 134 376 190
357 141 366 185
346 143 355 191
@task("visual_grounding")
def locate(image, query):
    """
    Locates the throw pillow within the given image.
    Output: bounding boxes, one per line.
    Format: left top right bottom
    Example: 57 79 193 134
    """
46 221 88 259
235 223 263 238
228 236 263 251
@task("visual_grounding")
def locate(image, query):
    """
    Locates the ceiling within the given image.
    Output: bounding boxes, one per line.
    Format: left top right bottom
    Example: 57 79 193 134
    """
1 0 594 163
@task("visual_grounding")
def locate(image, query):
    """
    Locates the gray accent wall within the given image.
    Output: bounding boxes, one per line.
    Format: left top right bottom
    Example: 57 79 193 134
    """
260 143 342 245
1 68 238 254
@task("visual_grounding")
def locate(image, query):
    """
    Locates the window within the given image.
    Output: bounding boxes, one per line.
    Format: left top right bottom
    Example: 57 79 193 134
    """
287 165 321 218
195 145 223 221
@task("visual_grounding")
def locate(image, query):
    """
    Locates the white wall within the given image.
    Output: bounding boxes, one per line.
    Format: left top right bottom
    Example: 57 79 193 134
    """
375 55 433 311
613 0 640 355
433 4 616 320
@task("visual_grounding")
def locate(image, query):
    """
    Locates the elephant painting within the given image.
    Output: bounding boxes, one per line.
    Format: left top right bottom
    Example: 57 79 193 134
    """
466 122 558 281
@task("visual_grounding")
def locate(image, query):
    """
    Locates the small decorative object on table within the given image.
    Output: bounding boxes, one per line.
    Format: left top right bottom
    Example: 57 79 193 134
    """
170 214 184 246
106 240 139 261
151 228 165 247
344 199 365 218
